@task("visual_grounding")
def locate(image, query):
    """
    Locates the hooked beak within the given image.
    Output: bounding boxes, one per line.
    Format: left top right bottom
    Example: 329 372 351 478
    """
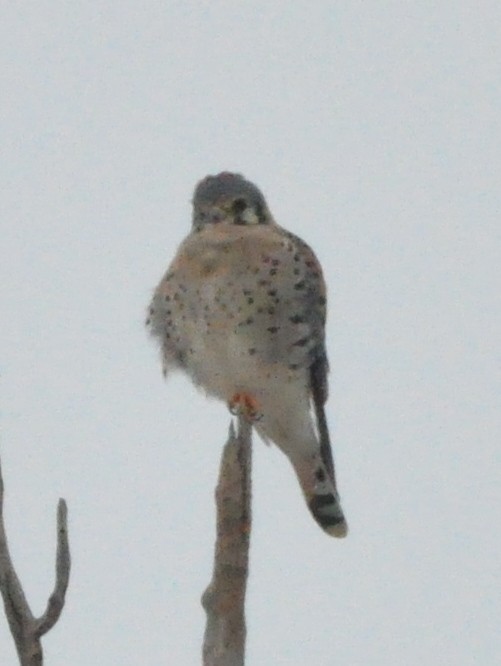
200 205 229 225
207 207 225 224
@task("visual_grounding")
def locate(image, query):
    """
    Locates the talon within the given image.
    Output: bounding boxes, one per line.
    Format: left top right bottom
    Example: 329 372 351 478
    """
228 392 262 422
229 393 242 415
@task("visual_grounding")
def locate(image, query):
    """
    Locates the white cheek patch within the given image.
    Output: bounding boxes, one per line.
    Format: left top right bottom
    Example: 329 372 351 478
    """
241 208 260 224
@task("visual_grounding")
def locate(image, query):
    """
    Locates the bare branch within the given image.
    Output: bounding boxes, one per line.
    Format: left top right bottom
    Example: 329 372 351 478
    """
0 458 36 652
0 455 70 665
34 499 70 637
202 416 253 666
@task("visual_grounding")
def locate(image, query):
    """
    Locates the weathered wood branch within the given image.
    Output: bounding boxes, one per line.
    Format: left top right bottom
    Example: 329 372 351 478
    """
0 455 70 665
202 416 253 666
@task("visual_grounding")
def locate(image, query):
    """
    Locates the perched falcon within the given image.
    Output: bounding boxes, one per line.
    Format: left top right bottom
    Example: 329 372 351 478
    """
147 172 347 537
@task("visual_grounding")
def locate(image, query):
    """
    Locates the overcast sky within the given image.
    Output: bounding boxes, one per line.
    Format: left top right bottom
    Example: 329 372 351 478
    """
1 2 499 664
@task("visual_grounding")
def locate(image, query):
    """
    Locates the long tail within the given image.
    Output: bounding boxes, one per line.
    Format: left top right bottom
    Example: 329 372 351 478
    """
252 355 348 537
292 453 348 537
304 356 348 537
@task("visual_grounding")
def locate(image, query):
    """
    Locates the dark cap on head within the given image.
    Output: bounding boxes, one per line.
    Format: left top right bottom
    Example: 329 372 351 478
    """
193 172 267 209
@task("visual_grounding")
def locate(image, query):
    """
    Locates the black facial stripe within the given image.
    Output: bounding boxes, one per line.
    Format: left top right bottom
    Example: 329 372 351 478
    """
255 201 266 224
232 198 248 214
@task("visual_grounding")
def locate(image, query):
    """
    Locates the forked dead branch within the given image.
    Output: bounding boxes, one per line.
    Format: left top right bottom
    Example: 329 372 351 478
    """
0 456 70 666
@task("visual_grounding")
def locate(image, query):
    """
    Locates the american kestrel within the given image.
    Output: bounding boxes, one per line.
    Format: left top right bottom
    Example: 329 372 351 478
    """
147 173 347 537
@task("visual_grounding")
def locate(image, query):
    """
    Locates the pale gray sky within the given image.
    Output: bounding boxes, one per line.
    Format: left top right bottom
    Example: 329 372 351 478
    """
1 2 499 664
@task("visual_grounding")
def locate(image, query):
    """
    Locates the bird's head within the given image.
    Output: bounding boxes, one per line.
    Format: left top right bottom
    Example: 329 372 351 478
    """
192 172 273 231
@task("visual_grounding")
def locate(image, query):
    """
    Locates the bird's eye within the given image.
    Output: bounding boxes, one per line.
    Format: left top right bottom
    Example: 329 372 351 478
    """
232 198 247 214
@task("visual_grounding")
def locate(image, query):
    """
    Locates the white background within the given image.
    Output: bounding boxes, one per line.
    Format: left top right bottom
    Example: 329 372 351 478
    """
1 2 499 664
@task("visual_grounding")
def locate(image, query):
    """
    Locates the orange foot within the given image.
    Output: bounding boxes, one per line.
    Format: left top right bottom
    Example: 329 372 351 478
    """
228 392 262 422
